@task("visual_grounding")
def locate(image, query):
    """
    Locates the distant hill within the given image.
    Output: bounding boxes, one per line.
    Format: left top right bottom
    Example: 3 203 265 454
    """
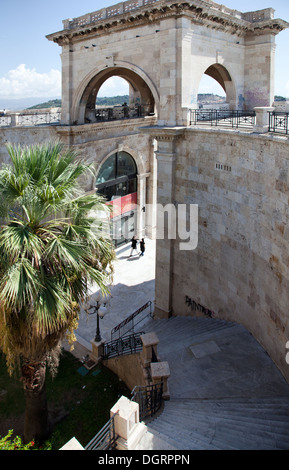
27 99 61 109
2 93 287 112
27 96 130 110
96 95 129 106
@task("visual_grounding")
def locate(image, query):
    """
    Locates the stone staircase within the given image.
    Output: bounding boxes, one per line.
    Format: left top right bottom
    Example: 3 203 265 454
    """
135 316 289 450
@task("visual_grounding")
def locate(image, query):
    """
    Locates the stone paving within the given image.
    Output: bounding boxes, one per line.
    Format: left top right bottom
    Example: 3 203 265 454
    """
75 238 156 352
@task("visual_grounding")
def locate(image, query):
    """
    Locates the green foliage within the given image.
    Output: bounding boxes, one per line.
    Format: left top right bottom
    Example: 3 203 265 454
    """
0 351 130 450
27 99 61 109
0 430 34 450
0 142 115 374
96 95 129 106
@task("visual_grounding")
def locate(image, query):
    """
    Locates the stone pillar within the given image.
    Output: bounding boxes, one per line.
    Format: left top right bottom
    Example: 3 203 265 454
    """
253 107 274 133
110 396 146 450
90 339 105 364
140 332 159 367
137 173 150 238
158 18 178 126
10 113 20 127
151 361 171 400
60 40 73 125
153 128 184 319
244 34 276 109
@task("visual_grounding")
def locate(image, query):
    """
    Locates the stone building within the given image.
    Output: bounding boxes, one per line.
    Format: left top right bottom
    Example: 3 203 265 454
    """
1 0 289 383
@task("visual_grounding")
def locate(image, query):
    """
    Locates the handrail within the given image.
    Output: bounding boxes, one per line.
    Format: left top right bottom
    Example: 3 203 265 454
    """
268 111 289 135
0 110 61 128
190 109 256 129
111 300 153 340
131 382 163 422
85 412 119 450
103 332 144 360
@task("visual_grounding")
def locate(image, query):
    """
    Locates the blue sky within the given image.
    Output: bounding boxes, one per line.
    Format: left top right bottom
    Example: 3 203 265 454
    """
0 0 288 103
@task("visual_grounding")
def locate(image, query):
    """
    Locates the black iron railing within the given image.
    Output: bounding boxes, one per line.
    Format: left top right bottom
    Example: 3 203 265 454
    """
86 104 154 123
102 332 144 360
190 109 256 129
131 382 163 422
268 112 289 135
111 301 153 341
85 413 118 450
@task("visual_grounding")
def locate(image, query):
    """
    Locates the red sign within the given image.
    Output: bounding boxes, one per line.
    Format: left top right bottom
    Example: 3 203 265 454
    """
107 192 137 219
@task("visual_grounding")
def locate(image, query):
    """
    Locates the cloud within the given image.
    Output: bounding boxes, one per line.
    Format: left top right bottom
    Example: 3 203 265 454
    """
0 64 61 99
98 77 129 97
0 67 130 99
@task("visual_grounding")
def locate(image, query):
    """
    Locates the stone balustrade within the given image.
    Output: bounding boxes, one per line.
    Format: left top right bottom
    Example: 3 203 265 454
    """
0 109 61 128
63 0 160 29
62 0 274 31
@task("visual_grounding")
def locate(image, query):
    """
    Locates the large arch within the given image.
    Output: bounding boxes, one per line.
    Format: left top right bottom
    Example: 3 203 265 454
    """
72 65 159 125
203 63 237 109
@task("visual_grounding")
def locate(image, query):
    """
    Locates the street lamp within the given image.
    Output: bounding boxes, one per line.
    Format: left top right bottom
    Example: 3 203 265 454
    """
84 291 108 343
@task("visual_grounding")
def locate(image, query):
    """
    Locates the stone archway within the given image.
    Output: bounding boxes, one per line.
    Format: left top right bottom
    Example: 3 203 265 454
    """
74 67 157 125
203 63 237 109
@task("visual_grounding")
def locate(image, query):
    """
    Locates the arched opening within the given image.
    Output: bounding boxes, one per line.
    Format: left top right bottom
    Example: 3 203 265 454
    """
96 151 138 247
198 64 236 110
82 67 156 124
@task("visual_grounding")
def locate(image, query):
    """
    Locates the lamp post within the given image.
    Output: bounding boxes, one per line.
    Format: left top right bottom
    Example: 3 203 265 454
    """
84 291 108 343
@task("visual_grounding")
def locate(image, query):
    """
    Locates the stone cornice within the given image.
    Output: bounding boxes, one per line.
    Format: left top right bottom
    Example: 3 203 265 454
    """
46 0 289 45
140 125 186 141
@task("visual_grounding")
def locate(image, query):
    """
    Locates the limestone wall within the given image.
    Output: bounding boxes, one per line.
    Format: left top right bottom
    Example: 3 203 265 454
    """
0 126 57 165
170 128 289 381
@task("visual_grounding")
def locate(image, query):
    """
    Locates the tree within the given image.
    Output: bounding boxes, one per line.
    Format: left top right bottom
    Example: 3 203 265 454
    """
0 142 115 443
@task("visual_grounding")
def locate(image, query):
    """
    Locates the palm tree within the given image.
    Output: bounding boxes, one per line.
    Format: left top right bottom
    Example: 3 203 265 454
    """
0 142 115 443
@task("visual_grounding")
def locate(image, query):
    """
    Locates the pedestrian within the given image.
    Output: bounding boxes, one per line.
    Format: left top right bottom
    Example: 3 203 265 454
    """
139 238 145 256
129 236 138 256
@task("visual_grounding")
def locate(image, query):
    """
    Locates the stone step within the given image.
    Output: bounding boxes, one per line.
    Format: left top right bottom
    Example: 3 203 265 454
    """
134 316 289 450
146 420 224 450
148 412 286 450
143 318 239 347
160 408 289 443
134 428 178 451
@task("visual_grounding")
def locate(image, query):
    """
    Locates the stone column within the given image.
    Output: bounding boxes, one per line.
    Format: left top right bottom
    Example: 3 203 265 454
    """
60 39 73 125
10 113 20 127
158 18 178 126
153 128 184 319
137 173 150 238
244 34 276 109
253 107 274 133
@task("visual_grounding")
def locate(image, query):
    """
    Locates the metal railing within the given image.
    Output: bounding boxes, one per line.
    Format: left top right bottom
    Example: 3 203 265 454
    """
131 382 163 422
102 332 144 360
86 104 153 124
85 412 118 450
0 110 61 128
190 109 256 129
268 112 289 135
111 300 153 340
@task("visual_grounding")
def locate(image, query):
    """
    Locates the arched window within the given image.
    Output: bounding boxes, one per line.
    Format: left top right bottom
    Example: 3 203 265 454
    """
96 152 137 199
96 152 138 246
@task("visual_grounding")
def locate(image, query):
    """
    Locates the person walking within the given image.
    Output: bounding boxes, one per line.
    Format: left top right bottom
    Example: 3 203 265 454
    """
129 236 138 256
139 238 145 256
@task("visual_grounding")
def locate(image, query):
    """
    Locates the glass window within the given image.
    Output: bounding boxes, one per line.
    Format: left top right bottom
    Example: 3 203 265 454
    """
117 152 137 178
96 155 116 184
